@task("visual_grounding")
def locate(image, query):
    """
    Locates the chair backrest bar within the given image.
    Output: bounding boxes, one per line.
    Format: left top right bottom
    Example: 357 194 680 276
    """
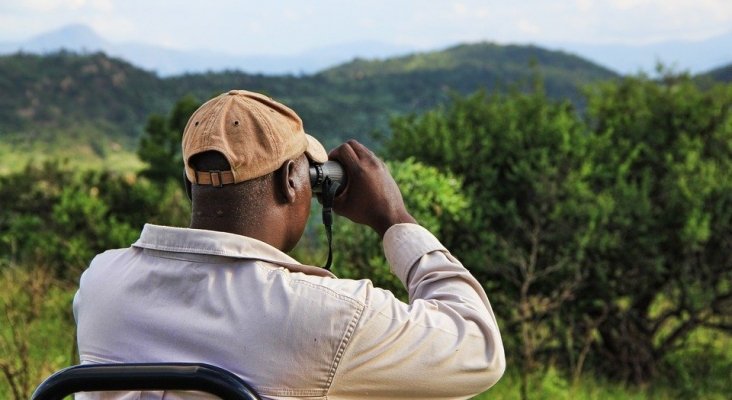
31 363 261 400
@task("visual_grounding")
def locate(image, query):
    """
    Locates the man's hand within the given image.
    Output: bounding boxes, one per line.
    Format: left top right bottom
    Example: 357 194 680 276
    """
328 140 416 238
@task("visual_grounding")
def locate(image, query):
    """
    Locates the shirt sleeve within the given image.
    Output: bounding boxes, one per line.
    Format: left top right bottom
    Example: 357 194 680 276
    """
327 223 505 399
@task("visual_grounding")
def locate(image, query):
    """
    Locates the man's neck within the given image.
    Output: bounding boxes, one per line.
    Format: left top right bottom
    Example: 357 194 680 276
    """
190 207 289 251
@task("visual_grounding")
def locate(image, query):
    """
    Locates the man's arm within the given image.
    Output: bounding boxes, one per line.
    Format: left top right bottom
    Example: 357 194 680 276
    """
327 141 505 399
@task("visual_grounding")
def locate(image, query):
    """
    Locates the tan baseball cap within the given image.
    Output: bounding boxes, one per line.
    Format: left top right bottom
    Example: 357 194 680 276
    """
182 89 328 186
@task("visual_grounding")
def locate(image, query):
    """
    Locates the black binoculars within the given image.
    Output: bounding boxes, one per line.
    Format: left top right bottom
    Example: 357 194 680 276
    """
310 161 347 195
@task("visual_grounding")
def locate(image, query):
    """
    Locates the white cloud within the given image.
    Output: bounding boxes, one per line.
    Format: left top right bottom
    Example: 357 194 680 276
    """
453 2 467 15
575 0 593 12
606 0 732 16
504 0 732 44
282 8 300 22
20 0 83 12
9 0 112 12
517 18 541 35
89 0 113 12
608 0 638 10
1 0 731 54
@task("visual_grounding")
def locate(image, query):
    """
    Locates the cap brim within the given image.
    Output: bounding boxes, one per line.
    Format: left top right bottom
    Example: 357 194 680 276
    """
304 134 328 164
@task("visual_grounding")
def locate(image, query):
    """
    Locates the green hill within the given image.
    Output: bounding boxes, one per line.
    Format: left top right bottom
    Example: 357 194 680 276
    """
308 43 618 138
0 51 165 139
321 42 616 89
0 51 169 171
1 42 621 170
700 63 732 82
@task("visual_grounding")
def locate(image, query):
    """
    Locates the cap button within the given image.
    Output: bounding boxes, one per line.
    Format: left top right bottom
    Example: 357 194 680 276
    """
228 90 239 95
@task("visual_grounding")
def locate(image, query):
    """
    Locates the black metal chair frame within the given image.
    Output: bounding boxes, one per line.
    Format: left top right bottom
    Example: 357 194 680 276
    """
31 363 261 400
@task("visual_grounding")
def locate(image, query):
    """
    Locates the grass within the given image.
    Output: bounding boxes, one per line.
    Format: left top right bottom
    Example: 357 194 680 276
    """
474 327 732 400
0 126 144 175
473 368 671 400
0 266 77 400
0 142 143 176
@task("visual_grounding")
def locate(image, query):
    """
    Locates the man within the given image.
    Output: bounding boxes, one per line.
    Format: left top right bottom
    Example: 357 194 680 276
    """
74 90 505 399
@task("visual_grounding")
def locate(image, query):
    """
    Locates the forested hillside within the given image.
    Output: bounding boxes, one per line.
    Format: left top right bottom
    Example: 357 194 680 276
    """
701 62 732 82
0 52 164 171
1 42 619 162
320 42 613 97
0 51 164 141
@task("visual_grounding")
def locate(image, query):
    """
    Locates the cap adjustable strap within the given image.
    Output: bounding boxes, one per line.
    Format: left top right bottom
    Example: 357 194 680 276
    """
194 170 236 187
321 177 341 270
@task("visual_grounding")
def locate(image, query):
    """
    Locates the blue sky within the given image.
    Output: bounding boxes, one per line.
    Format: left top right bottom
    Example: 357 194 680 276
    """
1 0 731 55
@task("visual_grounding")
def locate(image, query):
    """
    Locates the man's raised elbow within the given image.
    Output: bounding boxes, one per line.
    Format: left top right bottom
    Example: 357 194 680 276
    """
487 347 506 387
459 348 506 398
478 340 506 391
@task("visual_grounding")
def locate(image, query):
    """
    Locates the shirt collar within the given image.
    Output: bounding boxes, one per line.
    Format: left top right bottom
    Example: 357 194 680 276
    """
132 224 335 278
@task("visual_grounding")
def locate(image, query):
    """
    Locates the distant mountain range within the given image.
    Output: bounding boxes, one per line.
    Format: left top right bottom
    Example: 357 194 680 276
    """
1 24 731 76
0 24 416 76
553 31 732 75
703 63 732 82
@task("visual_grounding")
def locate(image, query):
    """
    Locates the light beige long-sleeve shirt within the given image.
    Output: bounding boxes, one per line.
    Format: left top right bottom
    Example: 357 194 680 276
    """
74 223 505 399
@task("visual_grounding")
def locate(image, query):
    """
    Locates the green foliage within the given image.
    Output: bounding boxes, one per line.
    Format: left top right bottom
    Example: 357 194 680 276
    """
579 73 732 383
0 161 190 278
387 87 603 398
0 267 76 400
661 328 732 399
138 94 201 183
386 74 732 394
472 367 673 400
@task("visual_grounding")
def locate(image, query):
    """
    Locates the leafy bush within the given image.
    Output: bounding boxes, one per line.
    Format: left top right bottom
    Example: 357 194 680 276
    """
0 161 190 279
0 267 76 400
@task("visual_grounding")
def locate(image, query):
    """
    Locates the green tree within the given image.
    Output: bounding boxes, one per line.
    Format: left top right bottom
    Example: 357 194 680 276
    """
137 94 200 183
385 75 732 393
580 72 732 384
386 88 604 398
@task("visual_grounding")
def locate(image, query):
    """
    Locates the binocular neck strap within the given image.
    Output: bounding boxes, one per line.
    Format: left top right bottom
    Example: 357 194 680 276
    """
321 177 341 270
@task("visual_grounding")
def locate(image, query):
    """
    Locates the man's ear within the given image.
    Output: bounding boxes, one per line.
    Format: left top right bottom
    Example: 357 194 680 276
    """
277 160 297 203
183 171 192 202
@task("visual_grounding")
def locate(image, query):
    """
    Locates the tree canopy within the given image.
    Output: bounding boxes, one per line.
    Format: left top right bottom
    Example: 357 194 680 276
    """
386 73 732 388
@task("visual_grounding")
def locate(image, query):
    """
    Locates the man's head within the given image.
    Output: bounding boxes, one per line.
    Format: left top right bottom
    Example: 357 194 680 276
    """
182 90 328 251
